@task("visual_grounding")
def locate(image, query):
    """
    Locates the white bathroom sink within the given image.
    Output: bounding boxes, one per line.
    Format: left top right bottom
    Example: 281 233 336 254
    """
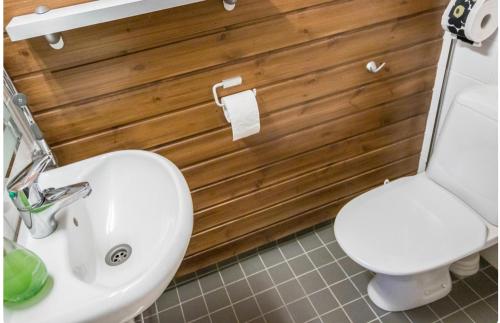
4 150 193 323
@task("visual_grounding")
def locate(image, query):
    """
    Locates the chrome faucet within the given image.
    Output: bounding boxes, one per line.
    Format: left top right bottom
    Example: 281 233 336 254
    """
6 154 92 239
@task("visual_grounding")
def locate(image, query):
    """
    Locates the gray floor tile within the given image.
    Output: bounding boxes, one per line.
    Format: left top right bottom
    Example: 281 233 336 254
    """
158 305 183 323
181 296 208 322
449 280 480 307
144 315 160 323
428 296 459 318
192 315 210 323
337 257 365 276
364 295 389 317
308 288 339 315
315 225 335 244
308 247 335 267
326 241 346 259
288 255 314 276
280 238 304 259
297 232 323 251
264 307 294 323
298 270 326 294
157 289 180 312
330 279 360 305
351 271 373 295
381 312 411 323
248 270 274 294
287 298 317 323
211 307 238 323
343 298 376 323
321 308 350 323
142 303 157 318
177 280 202 302
277 279 306 303
318 262 346 285
198 271 223 293
233 297 261 322
465 300 498 323
220 264 244 285
248 316 266 323
278 280 305 303
485 293 498 312
442 310 474 323
255 288 284 314
405 305 438 323
226 279 253 303
483 266 498 284
240 256 265 276
259 247 284 267
268 262 294 285
464 272 498 298
205 288 231 312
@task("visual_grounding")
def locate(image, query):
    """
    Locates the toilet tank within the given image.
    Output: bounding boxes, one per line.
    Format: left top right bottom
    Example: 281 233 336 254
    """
427 85 498 226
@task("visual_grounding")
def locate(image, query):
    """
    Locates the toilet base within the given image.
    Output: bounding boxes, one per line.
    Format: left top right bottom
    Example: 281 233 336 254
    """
367 266 451 311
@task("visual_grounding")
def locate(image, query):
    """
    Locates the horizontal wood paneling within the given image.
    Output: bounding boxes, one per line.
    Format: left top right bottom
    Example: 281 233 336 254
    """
192 114 428 212
4 0 443 276
188 137 424 254
51 41 440 164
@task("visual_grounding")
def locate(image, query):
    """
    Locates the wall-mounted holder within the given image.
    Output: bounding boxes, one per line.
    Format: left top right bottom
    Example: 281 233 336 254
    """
5 0 206 48
212 76 244 107
35 6 65 50
223 0 237 11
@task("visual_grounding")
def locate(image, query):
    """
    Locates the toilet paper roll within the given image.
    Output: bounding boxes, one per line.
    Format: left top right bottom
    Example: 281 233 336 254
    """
442 0 498 46
221 89 260 141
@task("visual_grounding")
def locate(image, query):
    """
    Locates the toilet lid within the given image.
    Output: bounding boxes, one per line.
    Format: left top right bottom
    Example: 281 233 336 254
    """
334 173 487 276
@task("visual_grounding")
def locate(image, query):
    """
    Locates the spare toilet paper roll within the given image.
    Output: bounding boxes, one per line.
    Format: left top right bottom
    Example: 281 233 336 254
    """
221 90 260 141
442 0 498 46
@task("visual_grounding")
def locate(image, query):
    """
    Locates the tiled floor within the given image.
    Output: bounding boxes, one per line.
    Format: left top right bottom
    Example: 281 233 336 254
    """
135 221 498 323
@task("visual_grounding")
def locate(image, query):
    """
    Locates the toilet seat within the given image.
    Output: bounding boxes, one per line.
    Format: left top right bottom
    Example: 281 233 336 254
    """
334 173 488 276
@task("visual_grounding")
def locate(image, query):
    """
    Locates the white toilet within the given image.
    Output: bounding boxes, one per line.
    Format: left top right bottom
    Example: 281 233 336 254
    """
334 85 498 311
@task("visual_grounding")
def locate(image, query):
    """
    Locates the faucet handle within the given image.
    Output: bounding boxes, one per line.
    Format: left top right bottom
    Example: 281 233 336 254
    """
7 154 52 209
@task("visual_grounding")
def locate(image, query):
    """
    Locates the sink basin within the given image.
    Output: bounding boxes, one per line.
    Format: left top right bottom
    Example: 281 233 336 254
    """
4 150 193 323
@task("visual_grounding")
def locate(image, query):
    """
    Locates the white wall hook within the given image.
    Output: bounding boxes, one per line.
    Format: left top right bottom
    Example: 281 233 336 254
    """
366 61 386 73
212 76 243 107
223 0 236 11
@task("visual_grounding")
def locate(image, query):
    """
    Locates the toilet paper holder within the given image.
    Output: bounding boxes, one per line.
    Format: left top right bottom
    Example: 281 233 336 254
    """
212 76 256 107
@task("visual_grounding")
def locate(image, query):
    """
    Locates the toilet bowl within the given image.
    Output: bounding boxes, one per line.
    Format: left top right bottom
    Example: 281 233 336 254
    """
334 85 498 311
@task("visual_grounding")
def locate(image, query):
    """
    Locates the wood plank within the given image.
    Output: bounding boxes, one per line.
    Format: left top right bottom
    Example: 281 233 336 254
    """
187 154 420 255
178 170 419 276
178 195 352 276
5 0 332 75
13 0 447 111
34 10 444 144
193 134 424 235
192 114 428 212
180 90 430 189
51 41 439 165
153 66 437 171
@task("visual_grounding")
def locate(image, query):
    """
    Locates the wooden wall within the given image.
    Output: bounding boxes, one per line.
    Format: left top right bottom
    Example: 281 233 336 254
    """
4 0 446 276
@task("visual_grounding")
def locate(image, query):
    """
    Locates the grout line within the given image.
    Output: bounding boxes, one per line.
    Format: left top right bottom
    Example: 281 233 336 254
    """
195 276 213 323
313 228 378 323
294 234 353 323
447 290 477 323
433 290 498 323
460 276 498 315
154 252 352 317
235 257 268 323
175 286 187 323
214 262 240 323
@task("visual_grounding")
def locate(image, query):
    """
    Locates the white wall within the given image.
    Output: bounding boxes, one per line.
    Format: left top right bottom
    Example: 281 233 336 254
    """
419 31 498 268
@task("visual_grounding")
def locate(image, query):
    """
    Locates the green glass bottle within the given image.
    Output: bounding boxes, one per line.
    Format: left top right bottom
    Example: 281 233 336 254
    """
3 238 48 304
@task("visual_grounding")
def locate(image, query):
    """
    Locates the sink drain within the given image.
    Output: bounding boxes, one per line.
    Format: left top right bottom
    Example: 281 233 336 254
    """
105 244 132 266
